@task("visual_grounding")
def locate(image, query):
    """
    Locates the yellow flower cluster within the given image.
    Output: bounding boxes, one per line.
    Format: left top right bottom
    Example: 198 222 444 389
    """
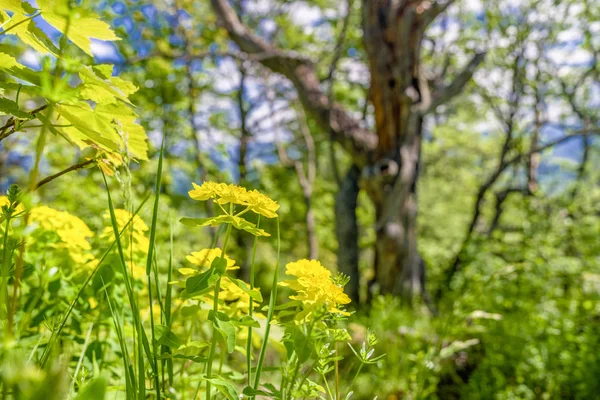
185 248 239 271
189 182 279 218
29 205 95 265
279 259 351 322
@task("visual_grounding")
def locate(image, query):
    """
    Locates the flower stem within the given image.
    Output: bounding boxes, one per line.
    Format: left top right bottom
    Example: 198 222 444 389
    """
252 217 280 395
205 221 232 400
0 214 12 327
246 216 261 387
335 341 340 400
321 372 334 400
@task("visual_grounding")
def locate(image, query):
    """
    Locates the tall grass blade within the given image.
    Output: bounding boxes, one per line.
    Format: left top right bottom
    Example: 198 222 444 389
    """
253 217 281 393
103 280 137 399
102 171 146 398
146 139 165 398
162 218 174 388
246 216 261 386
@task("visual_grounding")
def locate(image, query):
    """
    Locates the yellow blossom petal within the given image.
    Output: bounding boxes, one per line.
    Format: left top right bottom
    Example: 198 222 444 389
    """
186 248 240 271
279 259 351 322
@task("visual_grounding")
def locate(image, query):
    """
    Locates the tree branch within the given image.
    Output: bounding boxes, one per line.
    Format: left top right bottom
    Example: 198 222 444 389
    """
423 0 456 25
210 0 377 164
0 104 48 142
34 158 96 190
422 52 486 113
325 0 353 187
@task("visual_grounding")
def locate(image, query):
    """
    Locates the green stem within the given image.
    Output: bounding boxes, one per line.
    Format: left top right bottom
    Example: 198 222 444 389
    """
252 217 281 394
205 222 233 400
0 12 41 36
287 319 316 398
147 274 161 398
295 358 320 398
349 363 363 391
234 206 252 218
246 216 261 386
321 373 334 400
0 215 12 325
146 140 164 399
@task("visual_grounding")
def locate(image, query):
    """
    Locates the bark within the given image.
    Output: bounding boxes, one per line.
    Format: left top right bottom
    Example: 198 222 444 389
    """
175 1 216 238
360 1 429 297
272 97 319 260
335 165 361 303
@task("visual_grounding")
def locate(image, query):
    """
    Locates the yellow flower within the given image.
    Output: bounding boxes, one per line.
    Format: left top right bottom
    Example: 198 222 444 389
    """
188 181 279 219
216 184 250 206
279 259 351 322
245 189 279 218
0 196 24 214
188 182 226 201
28 205 95 265
185 248 240 271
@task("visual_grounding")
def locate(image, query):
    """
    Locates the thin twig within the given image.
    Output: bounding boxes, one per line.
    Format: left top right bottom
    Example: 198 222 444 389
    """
326 0 352 187
34 158 96 190
0 104 48 142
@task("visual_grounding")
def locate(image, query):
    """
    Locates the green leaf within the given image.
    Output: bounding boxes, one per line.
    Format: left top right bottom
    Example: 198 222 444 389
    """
0 0 24 12
180 216 222 227
54 102 120 151
0 52 25 70
93 103 148 160
237 315 260 328
37 0 120 56
180 215 270 237
55 102 148 161
75 376 107 400
0 10 58 55
155 325 182 349
166 353 207 364
78 65 137 105
211 256 228 275
242 386 277 397
0 53 41 85
206 377 239 400
180 304 200 318
185 267 215 294
209 311 236 354
225 275 263 302
0 97 33 119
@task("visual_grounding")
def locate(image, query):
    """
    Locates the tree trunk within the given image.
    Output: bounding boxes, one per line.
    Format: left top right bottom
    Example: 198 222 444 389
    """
304 193 319 260
361 1 427 298
335 165 361 302
237 65 252 282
